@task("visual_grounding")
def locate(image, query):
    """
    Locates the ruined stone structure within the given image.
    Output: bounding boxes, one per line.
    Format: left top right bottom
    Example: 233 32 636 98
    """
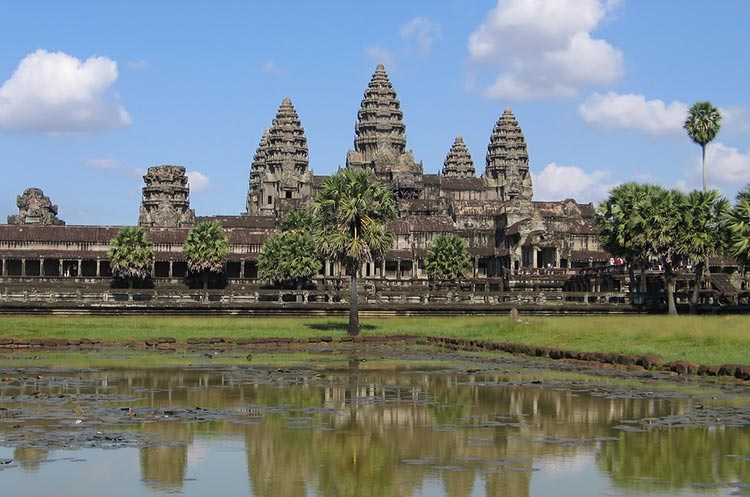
246 98 314 217
7 188 65 226
138 165 196 228
1 64 610 295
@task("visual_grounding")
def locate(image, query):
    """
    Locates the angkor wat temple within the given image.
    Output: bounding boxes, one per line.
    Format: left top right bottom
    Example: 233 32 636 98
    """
0 65 615 309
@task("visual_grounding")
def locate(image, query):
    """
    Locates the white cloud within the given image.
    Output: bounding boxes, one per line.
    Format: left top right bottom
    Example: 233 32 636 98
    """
365 45 395 69
126 60 150 70
86 157 120 170
262 60 285 76
186 171 210 193
468 0 623 100
0 49 131 134
705 142 750 185
400 17 442 54
533 162 613 202
720 106 750 135
579 92 688 136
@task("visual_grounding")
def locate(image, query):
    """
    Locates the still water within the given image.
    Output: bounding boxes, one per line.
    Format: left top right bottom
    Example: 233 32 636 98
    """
1 360 749 497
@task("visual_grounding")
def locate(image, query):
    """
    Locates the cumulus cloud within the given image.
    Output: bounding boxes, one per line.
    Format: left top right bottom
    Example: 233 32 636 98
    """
400 17 442 54
705 142 750 185
0 49 131 134
186 171 210 193
532 162 613 202
468 0 623 100
720 106 750 135
365 45 395 69
85 157 121 170
579 92 688 136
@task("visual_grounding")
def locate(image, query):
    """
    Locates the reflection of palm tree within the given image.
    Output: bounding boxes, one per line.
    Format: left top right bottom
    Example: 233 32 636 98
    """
13 447 49 472
139 421 193 491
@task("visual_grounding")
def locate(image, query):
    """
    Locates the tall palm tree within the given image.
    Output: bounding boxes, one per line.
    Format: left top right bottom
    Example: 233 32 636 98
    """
725 184 750 269
182 220 229 293
680 190 729 313
684 101 722 192
312 168 396 335
108 226 154 289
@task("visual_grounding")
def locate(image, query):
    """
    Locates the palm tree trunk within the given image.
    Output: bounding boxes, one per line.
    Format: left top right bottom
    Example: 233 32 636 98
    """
702 144 707 192
348 267 360 336
665 270 678 315
690 261 703 315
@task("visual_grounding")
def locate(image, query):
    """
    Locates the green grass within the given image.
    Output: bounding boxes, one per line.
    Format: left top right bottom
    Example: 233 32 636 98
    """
0 314 749 365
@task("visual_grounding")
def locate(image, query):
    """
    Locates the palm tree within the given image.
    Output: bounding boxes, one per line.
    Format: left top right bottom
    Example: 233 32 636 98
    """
108 226 154 289
425 233 472 284
680 190 728 313
684 101 722 192
725 184 750 269
312 168 396 335
182 220 229 294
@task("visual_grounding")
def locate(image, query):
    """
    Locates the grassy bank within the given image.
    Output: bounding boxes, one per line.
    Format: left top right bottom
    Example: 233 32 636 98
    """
0 314 748 366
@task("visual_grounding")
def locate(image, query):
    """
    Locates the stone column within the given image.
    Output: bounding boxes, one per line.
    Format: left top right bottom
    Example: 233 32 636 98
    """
397 258 401 280
21 258 26 277
59 259 64 276
77 259 82 277
40 257 45 277
380 260 385 279
473 256 478 278
1 258 5 276
169 260 174 278
96 259 101 277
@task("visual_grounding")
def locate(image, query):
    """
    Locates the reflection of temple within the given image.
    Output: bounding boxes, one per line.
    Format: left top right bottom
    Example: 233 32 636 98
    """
0 65 608 296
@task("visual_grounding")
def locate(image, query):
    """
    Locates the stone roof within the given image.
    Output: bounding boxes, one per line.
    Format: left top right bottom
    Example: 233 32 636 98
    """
451 200 505 217
442 136 476 178
353 64 406 159
440 177 484 191
197 215 277 230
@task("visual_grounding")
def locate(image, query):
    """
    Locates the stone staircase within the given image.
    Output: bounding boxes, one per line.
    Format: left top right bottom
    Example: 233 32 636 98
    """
710 273 737 295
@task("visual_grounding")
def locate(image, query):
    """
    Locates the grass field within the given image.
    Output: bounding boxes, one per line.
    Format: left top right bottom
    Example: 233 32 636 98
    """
0 314 748 366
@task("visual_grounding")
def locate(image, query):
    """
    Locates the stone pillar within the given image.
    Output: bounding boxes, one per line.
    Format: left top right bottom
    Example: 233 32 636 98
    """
1 258 5 276
531 248 538 269
380 260 385 279
473 256 478 278
21 258 26 277
555 249 560 269
77 259 82 277
397 259 401 280
169 260 174 278
411 259 417 279
59 259 64 277
96 259 101 277
40 257 45 277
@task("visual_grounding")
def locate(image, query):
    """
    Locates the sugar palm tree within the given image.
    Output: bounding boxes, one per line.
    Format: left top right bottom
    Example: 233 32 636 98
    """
425 233 472 284
259 209 321 289
108 226 154 289
725 184 750 269
182 221 229 294
312 168 396 335
684 101 722 192
680 190 729 313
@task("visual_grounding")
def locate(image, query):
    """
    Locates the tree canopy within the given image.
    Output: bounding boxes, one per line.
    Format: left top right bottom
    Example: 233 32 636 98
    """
312 168 396 335
425 233 472 282
259 210 321 288
108 226 154 288
182 221 229 290
726 184 750 266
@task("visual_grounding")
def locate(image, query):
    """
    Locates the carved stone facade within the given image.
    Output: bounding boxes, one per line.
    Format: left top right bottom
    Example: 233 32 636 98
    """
138 165 196 228
246 98 314 217
346 65 424 200
7 188 65 226
442 137 475 178
483 108 533 202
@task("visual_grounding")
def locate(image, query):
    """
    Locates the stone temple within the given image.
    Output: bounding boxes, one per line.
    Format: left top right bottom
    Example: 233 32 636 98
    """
0 64 607 290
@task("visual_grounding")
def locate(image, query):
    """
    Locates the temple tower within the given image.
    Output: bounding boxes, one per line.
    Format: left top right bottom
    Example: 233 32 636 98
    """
7 188 65 225
483 108 533 202
346 64 423 199
138 165 196 228
246 98 313 217
442 137 475 178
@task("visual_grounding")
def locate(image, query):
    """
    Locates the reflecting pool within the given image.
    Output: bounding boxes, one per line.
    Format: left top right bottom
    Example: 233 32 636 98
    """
1 360 749 496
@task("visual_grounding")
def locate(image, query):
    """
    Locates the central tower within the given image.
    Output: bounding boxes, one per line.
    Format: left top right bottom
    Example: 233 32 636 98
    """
346 64 423 200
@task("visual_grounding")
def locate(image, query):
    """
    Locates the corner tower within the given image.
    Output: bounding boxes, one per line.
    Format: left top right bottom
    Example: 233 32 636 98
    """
483 108 533 202
346 64 423 199
246 98 313 217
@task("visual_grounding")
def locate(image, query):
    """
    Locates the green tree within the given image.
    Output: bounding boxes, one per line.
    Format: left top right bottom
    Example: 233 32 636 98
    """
684 101 721 192
258 231 321 289
312 168 396 336
596 183 664 294
108 226 154 289
279 209 314 232
680 189 729 313
424 233 472 283
182 220 229 292
725 184 750 268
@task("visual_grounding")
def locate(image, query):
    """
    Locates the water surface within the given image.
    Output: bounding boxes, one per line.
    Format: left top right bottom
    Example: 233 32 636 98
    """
1 359 749 497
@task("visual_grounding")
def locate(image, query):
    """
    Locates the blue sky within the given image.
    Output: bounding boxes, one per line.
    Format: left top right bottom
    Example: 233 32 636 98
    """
1 0 748 226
